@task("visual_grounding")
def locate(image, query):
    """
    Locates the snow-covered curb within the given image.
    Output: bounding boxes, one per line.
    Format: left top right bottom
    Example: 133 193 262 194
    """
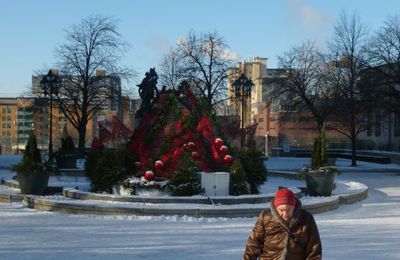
18 181 368 218
62 188 301 205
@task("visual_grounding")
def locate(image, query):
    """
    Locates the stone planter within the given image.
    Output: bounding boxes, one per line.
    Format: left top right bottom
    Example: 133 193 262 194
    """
306 172 336 196
56 156 77 169
17 173 50 195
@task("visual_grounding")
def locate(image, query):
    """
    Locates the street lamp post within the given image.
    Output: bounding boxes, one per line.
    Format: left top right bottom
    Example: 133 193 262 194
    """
40 69 60 163
265 131 269 157
233 73 254 148
13 120 19 154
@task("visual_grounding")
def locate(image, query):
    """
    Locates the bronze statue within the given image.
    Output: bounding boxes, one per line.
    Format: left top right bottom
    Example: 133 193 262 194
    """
135 68 159 127
137 68 158 110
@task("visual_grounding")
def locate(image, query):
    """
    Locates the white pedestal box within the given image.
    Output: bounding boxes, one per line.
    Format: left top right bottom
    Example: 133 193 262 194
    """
197 172 230 196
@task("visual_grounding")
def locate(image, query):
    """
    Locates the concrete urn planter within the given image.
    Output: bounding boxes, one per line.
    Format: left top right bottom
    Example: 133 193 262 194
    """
17 173 50 195
306 172 337 196
56 156 77 169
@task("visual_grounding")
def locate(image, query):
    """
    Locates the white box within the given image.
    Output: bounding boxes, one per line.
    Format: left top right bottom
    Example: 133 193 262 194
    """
198 172 230 196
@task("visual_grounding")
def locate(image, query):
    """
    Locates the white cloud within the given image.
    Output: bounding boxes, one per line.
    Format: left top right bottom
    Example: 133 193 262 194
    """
285 0 333 47
222 48 240 61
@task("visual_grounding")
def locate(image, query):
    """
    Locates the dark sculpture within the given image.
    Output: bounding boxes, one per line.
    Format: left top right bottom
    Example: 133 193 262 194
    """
138 68 158 110
135 68 159 127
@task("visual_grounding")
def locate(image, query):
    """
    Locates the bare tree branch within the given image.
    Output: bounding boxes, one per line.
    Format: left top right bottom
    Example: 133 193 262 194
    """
51 15 134 150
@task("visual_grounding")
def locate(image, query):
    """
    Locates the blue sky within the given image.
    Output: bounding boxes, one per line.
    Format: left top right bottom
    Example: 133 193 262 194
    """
1 0 400 96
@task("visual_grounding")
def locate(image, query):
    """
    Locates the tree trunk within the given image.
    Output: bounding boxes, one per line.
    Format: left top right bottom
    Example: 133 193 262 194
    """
78 116 88 153
78 125 86 152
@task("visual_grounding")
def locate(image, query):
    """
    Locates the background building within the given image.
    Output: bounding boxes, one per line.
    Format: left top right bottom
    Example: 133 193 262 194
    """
0 70 135 154
227 58 346 153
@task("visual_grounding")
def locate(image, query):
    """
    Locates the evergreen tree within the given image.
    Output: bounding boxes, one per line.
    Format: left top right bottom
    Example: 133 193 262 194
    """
311 130 328 169
24 132 41 164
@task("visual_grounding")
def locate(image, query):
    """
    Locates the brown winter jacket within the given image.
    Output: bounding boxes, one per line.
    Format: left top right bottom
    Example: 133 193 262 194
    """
243 200 321 260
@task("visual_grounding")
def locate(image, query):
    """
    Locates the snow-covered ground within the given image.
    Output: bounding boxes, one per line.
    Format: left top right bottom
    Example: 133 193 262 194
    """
0 155 400 259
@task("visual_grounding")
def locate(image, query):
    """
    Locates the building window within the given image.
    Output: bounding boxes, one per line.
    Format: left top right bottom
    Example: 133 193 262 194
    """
375 112 381 137
2 108 6 113
2 123 5 128
7 107 11 113
259 117 264 122
7 123 11 128
7 131 11 136
7 116 11 121
1 116 5 121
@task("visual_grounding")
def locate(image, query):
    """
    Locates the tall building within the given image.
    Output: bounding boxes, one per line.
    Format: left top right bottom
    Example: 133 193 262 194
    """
227 57 267 128
0 97 65 154
0 70 135 154
227 57 400 152
227 58 337 152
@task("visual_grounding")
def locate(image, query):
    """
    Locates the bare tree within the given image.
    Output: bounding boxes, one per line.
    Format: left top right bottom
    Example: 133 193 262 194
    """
326 11 370 166
275 41 338 132
161 31 234 108
52 15 133 151
158 48 184 90
368 14 400 118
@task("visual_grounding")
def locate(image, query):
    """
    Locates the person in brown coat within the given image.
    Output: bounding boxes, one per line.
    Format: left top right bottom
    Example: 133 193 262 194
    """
243 188 322 260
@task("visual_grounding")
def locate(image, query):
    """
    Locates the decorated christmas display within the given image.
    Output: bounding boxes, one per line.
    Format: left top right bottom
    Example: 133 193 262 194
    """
127 69 233 182
85 68 268 196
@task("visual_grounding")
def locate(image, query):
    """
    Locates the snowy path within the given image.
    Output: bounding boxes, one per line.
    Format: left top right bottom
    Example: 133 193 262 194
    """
0 171 400 259
1 155 400 259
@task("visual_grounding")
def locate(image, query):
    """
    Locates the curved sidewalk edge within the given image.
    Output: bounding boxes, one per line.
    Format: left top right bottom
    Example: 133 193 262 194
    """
2 178 295 205
0 193 24 203
20 184 368 218
62 189 283 205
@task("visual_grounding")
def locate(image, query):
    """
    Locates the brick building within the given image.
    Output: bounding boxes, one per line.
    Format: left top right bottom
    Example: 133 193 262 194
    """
0 70 136 154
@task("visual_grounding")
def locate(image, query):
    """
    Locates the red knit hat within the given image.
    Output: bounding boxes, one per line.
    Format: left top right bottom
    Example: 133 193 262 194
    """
274 189 297 208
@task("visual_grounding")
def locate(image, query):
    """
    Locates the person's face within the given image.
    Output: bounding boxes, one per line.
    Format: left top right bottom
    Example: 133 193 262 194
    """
276 204 295 221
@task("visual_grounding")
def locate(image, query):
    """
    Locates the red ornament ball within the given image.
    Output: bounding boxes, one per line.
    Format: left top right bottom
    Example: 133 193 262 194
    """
154 160 164 171
187 142 195 151
191 151 200 160
144 170 155 181
213 138 224 149
219 145 229 155
223 155 233 164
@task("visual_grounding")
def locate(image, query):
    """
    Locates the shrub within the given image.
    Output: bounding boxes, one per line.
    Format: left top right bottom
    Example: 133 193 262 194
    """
311 130 328 170
229 159 250 196
298 130 341 178
167 152 203 196
12 132 48 175
85 147 134 193
56 130 79 158
235 144 268 194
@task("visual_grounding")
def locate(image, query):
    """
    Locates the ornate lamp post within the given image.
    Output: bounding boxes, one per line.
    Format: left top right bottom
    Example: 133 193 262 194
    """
40 69 60 162
265 131 269 157
233 73 254 147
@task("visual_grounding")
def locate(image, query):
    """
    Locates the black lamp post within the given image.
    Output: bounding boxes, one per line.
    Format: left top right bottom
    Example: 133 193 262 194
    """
40 69 60 162
233 73 254 147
